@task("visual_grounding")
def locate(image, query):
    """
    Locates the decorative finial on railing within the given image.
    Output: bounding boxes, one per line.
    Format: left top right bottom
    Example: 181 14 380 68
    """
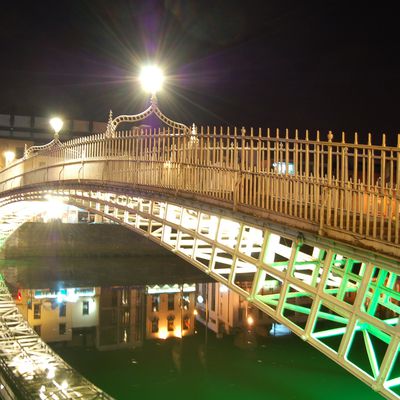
151 94 158 107
105 110 115 138
189 123 199 147
327 131 333 142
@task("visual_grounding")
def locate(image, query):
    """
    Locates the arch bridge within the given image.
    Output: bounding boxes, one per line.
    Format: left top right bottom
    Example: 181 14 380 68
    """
0 104 399 399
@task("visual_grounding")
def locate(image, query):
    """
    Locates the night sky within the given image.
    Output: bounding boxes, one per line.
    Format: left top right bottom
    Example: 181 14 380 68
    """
0 1 399 143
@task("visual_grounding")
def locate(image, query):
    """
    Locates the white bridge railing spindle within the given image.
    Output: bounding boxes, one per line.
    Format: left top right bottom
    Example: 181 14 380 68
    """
0 126 399 258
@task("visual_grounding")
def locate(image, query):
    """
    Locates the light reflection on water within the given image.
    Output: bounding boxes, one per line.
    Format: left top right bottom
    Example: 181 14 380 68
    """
0 258 381 400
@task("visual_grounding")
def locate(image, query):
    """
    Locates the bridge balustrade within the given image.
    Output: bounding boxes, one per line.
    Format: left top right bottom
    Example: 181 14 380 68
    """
0 126 398 258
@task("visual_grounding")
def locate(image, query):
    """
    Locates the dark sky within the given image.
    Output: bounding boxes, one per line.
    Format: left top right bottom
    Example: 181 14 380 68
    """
0 1 399 142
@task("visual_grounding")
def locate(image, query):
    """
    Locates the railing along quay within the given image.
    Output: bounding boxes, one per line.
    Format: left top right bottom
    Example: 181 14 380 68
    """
0 126 399 259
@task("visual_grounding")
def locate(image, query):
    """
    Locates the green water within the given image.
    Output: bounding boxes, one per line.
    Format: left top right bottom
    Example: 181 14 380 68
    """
1 258 383 400
52 326 382 400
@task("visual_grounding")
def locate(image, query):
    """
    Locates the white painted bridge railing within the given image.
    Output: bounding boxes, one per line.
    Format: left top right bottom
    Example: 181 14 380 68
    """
0 127 399 258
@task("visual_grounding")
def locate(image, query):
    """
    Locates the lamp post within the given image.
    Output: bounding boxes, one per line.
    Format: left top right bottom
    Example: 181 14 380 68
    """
49 117 63 141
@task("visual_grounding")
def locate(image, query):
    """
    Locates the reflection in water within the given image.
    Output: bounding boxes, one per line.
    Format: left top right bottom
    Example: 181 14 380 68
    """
13 283 198 350
0 259 382 400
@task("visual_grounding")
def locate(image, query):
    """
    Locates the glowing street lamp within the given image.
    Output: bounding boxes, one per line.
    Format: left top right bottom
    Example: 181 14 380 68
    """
139 65 165 96
3 150 15 166
49 117 63 140
105 64 190 137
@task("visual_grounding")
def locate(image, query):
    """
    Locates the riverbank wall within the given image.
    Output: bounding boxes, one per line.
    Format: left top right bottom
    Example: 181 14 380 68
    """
1 222 169 259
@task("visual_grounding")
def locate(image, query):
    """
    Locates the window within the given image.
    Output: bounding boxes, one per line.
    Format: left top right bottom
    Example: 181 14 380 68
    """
151 318 159 333
59 323 66 335
122 310 130 324
121 328 129 343
211 283 216 311
152 295 160 312
183 315 190 331
121 289 129 305
82 301 89 316
33 325 41 336
34 303 41 319
168 294 174 311
59 302 66 317
112 290 118 307
167 315 174 331
181 295 190 310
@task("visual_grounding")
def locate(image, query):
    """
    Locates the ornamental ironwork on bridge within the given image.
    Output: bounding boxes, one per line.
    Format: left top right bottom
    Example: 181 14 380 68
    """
0 93 399 399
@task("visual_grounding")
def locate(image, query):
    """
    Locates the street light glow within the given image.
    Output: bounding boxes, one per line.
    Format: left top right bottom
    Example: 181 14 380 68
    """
3 150 15 166
139 65 164 94
49 117 63 134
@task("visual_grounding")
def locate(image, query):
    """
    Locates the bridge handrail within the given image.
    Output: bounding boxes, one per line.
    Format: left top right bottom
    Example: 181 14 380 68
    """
0 126 399 256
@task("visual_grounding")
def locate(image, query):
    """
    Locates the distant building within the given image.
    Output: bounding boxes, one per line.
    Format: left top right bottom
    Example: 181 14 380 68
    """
146 284 196 340
15 286 147 350
0 138 33 169
0 113 107 144
96 287 145 350
15 287 99 344
196 282 275 337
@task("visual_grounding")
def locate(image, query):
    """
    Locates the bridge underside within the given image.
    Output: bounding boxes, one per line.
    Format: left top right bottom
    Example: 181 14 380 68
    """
1 184 400 400
0 276 112 399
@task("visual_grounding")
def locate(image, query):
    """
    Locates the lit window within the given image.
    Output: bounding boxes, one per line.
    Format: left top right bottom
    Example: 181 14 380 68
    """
181 295 190 310
122 310 130 324
183 315 190 330
152 295 160 312
122 289 129 305
273 162 295 175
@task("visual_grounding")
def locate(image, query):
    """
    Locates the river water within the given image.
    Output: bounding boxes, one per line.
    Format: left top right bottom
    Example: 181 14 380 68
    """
0 257 382 400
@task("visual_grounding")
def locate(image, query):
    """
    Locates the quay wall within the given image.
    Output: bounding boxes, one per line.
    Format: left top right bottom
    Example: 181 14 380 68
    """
1 222 168 258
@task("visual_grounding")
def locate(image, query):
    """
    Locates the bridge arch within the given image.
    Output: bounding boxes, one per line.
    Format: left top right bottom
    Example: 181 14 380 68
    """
0 120 399 399
1 182 399 400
